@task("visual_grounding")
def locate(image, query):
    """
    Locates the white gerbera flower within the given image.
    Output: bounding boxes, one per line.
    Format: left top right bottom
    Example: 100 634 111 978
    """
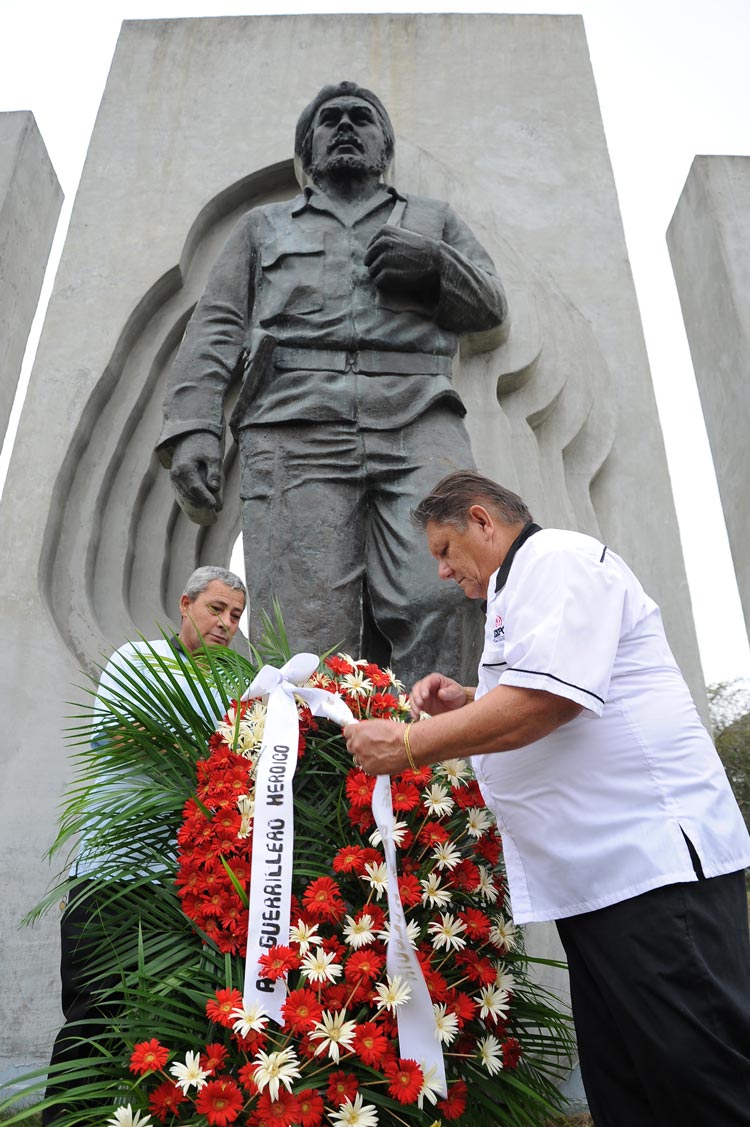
369 818 409 848
489 916 519 951
422 782 455 817
397 692 412 716
373 973 412 1012
300 946 343 983
435 757 472 786
252 1046 301 1101
494 964 517 993
169 1049 210 1094
465 806 493 837
343 912 376 949
341 670 374 697
476 865 499 903
478 1033 504 1075
237 793 255 837
475 984 510 1022
417 1063 444 1108
309 1008 358 1063
420 871 453 908
290 917 322 954
432 1002 460 1044
432 839 462 870
377 916 420 948
339 652 368 668
384 666 405 691
329 1092 380 1127
230 1001 269 1038
364 860 389 899
106 1105 152 1127
427 912 467 952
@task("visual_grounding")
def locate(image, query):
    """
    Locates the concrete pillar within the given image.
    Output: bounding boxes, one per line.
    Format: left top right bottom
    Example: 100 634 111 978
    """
667 156 750 645
0 112 62 447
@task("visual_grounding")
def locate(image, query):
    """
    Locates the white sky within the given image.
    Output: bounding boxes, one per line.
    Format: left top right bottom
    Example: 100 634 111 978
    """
1 0 749 685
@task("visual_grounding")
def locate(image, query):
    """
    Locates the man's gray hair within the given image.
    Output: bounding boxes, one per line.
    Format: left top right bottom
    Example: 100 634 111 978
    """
183 566 246 602
412 471 533 531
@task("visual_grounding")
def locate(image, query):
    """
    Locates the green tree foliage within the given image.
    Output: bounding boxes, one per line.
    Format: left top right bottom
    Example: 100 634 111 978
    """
708 679 750 829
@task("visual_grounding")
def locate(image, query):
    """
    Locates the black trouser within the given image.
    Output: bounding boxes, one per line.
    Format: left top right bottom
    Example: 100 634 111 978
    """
42 882 120 1126
556 870 750 1126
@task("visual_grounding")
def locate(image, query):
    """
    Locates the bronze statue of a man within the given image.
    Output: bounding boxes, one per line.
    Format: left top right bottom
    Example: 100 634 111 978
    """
157 81 507 683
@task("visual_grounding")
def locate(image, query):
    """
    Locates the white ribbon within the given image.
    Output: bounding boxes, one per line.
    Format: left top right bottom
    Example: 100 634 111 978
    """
240 655 446 1092
372 775 447 1096
241 653 354 1019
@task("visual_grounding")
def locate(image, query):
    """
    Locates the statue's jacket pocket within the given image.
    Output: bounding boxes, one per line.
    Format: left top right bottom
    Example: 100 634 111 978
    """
257 236 325 326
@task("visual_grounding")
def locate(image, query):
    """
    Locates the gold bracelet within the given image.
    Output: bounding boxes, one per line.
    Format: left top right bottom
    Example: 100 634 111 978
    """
403 724 417 772
465 686 473 705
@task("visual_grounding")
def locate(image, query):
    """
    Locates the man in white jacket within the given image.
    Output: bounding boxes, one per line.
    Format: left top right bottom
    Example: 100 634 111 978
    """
345 470 750 1126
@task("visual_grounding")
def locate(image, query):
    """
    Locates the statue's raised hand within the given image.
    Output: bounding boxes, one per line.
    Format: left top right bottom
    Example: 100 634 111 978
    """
364 225 440 298
169 432 224 526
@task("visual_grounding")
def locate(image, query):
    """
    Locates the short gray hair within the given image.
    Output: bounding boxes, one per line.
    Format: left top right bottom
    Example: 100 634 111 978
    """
183 566 246 603
412 471 532 531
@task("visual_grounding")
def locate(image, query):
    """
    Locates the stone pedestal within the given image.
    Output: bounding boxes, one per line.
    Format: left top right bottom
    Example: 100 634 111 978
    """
668 156 750 645
0 14 703 1082
0 112 62 446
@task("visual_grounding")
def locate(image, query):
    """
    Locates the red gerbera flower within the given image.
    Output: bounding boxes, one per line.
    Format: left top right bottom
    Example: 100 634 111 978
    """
296 1088 325 1126
237 1060 259 1094
345 947 385 984
195 1077 244 1126
255 1088 300 1126
418 821 450 846
447 989 477 1025
129 1038 169 1075
302 876 345 921
398 872 422 907
345 770 376 808
384 1058 424 1105
206 987 242 1028
391 779 420 811
363 663 392 688
459 907 491 940
258 944 300 980
453 780 485 809
325 654 355 675
333 844 364 872
149 1079 186 1122
201 1043 229 1074
438 1079 468 1120
503 1036 523 1069
352 1021 389 1066
327 1070 359 1107
282 987 323 1033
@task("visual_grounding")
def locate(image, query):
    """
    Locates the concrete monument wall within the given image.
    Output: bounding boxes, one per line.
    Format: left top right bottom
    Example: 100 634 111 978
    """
667 156 750 644
0 112 62 446
0 14 703 1081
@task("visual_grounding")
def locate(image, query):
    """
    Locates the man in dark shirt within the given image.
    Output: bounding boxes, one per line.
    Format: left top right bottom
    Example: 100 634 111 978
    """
158 81 507 683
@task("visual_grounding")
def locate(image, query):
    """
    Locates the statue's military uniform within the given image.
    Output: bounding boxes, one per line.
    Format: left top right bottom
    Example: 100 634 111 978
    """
158 184 507 681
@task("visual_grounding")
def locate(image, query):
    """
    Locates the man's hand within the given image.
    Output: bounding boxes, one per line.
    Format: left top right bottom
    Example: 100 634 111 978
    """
344 719 408 777
169 432 224 526
410 672 470 718
364 225 440 295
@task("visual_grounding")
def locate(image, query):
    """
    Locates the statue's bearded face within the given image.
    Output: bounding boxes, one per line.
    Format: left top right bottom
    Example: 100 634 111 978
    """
309 95 389 181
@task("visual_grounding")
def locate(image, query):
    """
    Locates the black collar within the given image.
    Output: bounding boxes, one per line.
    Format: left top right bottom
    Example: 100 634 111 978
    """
494 522 542 593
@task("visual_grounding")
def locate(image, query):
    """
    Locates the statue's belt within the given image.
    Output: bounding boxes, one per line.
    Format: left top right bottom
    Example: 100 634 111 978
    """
272 345 453 376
